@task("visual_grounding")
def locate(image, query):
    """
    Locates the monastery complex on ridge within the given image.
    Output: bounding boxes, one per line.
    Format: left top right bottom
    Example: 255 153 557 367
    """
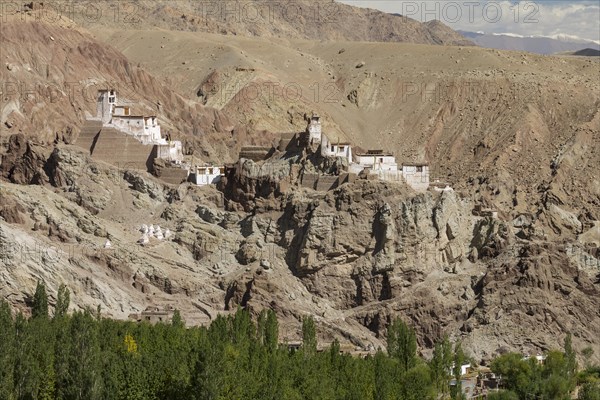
77 89 450 193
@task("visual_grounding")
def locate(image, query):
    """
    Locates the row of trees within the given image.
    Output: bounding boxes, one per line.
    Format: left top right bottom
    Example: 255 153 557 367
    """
489 335 600 400
0 281 598 400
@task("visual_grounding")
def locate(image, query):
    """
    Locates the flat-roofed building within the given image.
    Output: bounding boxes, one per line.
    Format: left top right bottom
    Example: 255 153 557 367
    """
401 162 430 191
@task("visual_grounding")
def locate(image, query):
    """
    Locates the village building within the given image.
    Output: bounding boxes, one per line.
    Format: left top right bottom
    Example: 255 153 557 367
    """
239 145 273 161
128 306 175 324
226 114 436 192
190 166 224 186
96 89 117 124
522 354 547 365
293 115 434 190
401 162 430 191
348 150 401 182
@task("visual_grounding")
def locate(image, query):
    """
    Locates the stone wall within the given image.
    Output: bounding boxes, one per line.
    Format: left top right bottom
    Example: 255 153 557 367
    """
75 119 103 155
300 173 319 190
300 173 357 192
88 127 156 172
158 166 189 185
402 165 430 191
315 175 339 192
239 146 272 161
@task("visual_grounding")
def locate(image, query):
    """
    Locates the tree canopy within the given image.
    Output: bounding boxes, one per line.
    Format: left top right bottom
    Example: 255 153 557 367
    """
0 287 596 400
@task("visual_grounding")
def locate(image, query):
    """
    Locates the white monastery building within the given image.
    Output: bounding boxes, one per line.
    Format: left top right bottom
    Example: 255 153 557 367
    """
350 150 401 182
304 114 430 191
354 150 398 172
321 135 353 163
96 89 183 163
307 113 322 145
305 114 353 164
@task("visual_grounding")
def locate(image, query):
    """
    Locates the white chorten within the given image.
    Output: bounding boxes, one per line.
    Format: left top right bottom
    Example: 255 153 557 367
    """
138 234 149 245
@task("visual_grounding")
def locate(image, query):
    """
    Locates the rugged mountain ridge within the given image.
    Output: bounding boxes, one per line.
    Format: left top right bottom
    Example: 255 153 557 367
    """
70 0 473 46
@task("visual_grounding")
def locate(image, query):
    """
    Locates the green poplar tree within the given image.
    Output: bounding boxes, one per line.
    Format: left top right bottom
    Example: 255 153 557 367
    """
564 333 577 382
450 341 466 400
172 309 185 329
441 336 453 396
430 339 448 396
386 318 417 373
54 284 70 318
302 315 317 355
264 309 279 352
66 310 101 400
257 310 267 345
32 280 48 319
0 300 15 399
373 350 396 400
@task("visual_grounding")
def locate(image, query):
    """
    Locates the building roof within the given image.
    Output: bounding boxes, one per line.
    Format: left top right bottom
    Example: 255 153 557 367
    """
112 115 145 119
240 145 271 151
402 162 429 167
356 151 395 157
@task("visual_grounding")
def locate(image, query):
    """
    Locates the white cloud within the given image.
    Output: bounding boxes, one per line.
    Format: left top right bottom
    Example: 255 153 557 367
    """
338 1 600 43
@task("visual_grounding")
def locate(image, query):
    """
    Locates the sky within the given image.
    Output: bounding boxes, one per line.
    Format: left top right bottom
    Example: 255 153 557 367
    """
338 1 600 43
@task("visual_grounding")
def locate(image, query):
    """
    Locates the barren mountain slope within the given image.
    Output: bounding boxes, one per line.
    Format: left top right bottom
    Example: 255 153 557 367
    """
69 0 472 46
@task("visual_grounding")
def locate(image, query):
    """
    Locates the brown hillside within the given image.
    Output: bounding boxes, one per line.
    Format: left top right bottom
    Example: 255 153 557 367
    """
66 0 473 46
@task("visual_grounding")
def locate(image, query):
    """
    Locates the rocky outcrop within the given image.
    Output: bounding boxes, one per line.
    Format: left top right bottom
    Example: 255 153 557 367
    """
123 170 166 201
469 217 510 261
0 192 27 224
0 134 51 185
